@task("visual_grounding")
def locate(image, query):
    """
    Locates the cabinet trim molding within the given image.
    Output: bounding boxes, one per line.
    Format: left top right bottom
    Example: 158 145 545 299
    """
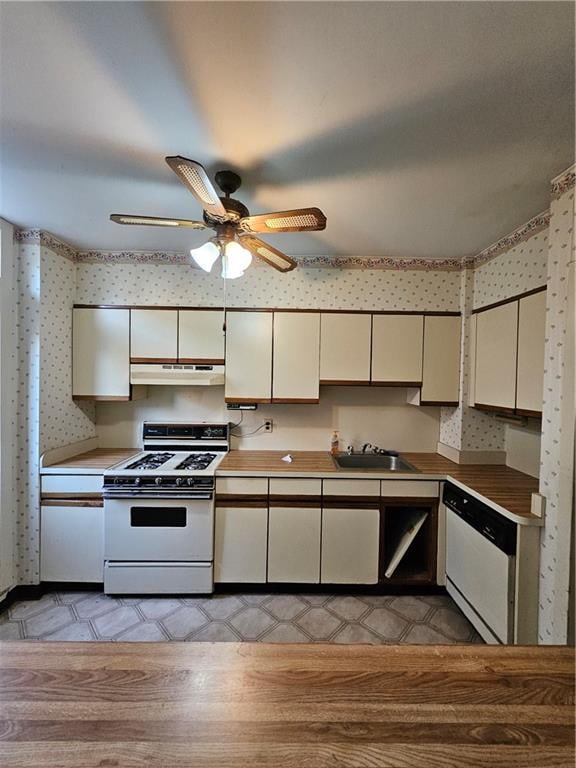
74 303 461 317
472 285 546 315
215 495 268 508
178 358 225 365
130 357 178 364
322 496 381 509
473 402 516 415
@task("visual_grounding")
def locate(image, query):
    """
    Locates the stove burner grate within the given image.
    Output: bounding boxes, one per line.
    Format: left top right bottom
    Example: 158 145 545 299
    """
175 453 217 471
126 452 175 471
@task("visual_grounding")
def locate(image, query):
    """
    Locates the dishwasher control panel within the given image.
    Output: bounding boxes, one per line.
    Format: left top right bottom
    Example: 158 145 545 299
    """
443 483 517 555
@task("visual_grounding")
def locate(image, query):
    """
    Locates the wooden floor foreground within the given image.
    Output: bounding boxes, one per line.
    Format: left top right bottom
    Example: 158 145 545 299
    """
0 641 574 767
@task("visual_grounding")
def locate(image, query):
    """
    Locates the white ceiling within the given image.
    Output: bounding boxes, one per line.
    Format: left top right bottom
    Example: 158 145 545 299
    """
1 1 574 258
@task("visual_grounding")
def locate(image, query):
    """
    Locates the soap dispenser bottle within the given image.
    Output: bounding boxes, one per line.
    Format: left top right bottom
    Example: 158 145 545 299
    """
330 430 339 456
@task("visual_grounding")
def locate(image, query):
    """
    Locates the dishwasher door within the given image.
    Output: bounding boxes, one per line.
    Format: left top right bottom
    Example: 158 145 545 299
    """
446 508 515 644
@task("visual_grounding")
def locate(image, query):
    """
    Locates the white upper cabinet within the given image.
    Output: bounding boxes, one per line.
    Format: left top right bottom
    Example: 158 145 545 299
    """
516 290 546 414
474 302 518 411
371 314 424 384
420 315 461 404
73 308 130 400
320 313 371 384
225 311 273 402
130 309 178 362
178 310 225 363
273 312 320 402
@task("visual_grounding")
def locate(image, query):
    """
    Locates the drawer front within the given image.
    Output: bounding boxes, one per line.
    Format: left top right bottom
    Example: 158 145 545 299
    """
215 477 268 496
322 479 380 497
104 561 213 594
41 474 103 495
381 481 439 498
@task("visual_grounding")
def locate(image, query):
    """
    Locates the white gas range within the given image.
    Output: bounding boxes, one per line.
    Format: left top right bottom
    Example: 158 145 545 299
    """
102 422 229 595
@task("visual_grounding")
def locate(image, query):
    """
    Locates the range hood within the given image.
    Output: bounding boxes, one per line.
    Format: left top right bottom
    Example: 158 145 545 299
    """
130 364 225 386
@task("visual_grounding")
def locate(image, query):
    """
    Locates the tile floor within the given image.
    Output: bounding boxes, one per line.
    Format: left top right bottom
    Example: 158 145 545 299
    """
0 591 482 644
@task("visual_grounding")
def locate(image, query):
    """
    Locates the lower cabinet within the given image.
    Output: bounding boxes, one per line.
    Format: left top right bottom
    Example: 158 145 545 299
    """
214 506 268 583
40 502 104 582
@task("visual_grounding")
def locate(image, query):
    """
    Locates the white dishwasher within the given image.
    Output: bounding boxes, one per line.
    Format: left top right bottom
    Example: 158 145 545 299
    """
443 483 517 644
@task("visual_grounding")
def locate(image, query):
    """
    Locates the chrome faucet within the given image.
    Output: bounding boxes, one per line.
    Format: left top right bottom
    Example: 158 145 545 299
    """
362 443 374 454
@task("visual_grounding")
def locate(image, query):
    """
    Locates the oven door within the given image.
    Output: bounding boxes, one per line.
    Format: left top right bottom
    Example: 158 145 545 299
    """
104 497 214 561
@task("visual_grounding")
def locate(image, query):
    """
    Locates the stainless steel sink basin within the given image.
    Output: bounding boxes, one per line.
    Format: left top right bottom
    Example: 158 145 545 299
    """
333 454 418 472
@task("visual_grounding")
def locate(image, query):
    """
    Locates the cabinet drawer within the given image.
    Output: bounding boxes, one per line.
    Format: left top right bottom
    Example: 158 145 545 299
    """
380 481 439 498
215 477 268 496
269 478 322 498
41 475 103 495
322 479 380 497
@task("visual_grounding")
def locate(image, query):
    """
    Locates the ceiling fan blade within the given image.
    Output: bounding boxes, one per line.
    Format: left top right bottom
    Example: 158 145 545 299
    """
241 236 297 273
110 214 207 229
239 207 326 234
165 156 227 219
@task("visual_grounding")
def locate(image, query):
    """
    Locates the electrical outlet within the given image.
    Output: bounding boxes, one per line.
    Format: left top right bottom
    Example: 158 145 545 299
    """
264 420 273 432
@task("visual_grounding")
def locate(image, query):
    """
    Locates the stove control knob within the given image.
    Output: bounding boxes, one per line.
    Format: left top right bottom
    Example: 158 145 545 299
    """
113 477 120 485
176 477 184 486
155 477 162 486
187 478 195 486
134 478 141 486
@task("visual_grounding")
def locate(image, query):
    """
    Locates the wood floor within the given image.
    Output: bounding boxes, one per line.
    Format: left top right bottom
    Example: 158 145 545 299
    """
0 642 573 767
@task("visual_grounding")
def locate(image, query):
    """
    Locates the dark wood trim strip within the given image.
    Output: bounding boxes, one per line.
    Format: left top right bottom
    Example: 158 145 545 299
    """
40 491 102 506
41 498 104 508
178 358 225 365
269 495 322 507
473 402 516 415
372 310 461 317
74 304 462 317
215 494 268 508
270 398 320 404
225 398 272 404
320 380 371 386
73 395 130 401
370 381 423 387
472 285 547 315
419 400 459 407
130 358 178 364
515 408 543 418
322 496 380 509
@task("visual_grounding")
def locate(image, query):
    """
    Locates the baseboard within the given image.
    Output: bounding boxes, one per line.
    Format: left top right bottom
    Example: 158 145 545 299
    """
215 583 447 596
437 442 506 465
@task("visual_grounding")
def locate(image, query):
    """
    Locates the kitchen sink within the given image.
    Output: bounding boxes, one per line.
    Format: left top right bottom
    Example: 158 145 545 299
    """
333 454 418 472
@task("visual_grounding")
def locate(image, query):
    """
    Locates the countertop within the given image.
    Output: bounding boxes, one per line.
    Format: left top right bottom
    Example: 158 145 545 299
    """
218 450 541 525
41 448 138 473
41 447 542 526
1 641 572 768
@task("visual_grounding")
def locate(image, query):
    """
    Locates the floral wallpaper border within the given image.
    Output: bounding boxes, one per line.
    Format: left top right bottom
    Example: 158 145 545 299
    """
474 211 550 268
14 229 77 262
550 165 576 200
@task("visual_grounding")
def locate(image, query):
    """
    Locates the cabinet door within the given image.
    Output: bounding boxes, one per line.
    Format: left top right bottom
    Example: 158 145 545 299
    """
214 506 268 582
420 315 461 405
178 310 225 363
371 314 424 384
131 309 178 362
225 311 273 402
320 313 371 384
516 291 546 415
268 479 322 583
40 504 104 582
273 312 320 402
321 507 380 584
474 302 518 411
73 308 130 399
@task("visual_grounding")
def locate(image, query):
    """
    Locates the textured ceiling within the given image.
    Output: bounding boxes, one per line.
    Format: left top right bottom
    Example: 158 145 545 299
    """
1 1 574 258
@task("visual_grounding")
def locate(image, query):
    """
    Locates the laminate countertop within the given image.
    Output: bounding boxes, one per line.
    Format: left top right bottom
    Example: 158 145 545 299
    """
41 448 138 474
0 641 572 768
218 451 542 525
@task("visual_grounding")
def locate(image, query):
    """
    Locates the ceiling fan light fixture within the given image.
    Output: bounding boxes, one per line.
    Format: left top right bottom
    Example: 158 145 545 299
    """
190 240 220 272
220 240 252 280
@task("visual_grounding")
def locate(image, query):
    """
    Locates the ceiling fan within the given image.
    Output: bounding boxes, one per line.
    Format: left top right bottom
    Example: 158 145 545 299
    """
110 156 327 278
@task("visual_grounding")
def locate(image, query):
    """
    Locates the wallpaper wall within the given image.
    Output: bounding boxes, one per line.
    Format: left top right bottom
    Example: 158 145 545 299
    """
538 168 575 644
14 242 96 585
75 261 461 311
